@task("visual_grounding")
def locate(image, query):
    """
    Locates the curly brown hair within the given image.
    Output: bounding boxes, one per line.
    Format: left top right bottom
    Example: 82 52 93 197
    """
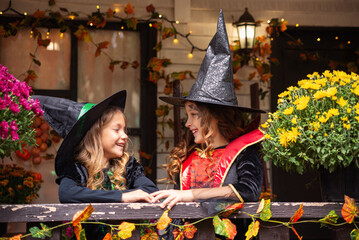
75 105 129 190
166 101 247 184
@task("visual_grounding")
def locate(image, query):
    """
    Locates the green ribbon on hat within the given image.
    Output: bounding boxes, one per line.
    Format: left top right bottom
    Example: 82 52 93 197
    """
78 103 95 120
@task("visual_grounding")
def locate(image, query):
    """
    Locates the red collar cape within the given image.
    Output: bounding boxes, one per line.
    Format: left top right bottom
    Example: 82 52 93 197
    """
180 129 264 190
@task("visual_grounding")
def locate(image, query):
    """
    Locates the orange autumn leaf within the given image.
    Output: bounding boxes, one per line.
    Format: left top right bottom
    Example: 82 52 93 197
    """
131 60 139 69
72 204 94 227
139 150 152 160
290 203 304 223
157 209 172 230
213 216 237 239
221 202 243 217
244 220 259 240
107 8 115 18
121 61 129 69
124 3 134 15
281 21 288 32
248 71 257 80
102 233 112 240
9 234 22 240
233 79 243 90
341 195 358 223
74 224 86 240
172 228 184 240
33 10 46 18
98 41 110 49
183 222 197 239
118 222 136 239
141 229 159 240
291 226 303 240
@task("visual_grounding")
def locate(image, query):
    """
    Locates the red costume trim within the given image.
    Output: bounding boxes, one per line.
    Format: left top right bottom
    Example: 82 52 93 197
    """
180 129 264 190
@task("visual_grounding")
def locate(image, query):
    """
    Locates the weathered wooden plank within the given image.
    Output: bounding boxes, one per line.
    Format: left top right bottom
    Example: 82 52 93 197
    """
0 202 344 223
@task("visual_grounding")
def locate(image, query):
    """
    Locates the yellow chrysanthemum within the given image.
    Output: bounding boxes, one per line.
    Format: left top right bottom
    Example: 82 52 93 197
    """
341 117 348 121
291 117 297 125
279 130 289 148
319 116 328 123
322 70 333 78
310 121 320 131
355 116 359 123
324 133 328 137
327 108 339 117
352 86 359 96
315 77 327 86
336 97 348 107
354 103 359 110
264 134 272 139
287 127 301 143
307 72 320 79
326 87 337 97
330 123 334 128
283 106 294 115
261 122 269 129
293 96 310 110
278 91 290 98
347 108 352 114
313 90 327 100
343 123 351 130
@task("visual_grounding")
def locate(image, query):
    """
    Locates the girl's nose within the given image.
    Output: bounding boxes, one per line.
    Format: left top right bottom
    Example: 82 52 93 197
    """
185 119 191 128
121 132 128 140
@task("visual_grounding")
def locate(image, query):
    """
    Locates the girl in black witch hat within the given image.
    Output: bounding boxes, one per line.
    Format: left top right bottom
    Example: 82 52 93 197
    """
34 90 158 203
151 10 264 211
34 90 158 239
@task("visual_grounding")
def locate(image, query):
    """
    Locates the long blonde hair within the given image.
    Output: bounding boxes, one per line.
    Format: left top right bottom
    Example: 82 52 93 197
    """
75 105 129 190
166 102 246 184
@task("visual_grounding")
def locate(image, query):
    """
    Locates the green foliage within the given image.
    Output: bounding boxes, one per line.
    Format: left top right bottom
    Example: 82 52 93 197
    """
261 70 359 173
29 223 52 239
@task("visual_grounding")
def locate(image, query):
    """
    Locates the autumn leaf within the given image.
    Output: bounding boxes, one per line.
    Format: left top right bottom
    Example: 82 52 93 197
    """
244 220 259 240
248 71 257 80
124 3 134 15
318 210 339 226
351 229 359 240
290 203 303 223
156 105 169 117
74 25 92 43
139 150 152 160
118 222 136 239
121 61 129 70
29 223 52 238
183 222 197 239
148 71 160 83
74 226 86 240
107 8 115 18
280 21 288 32
163 82 173 95
341 195 358 223
24 70 38 83
291 226 303 240
126 18 138 30
141 229 159 240
146 4 155 13
213 215 237 239
162 27 176 40
109 61 121 72
157 209 172 230
48 0 56 6
33 10 46 18
153 42 162 52
37 34 51 47
233 79 243 90
172 228 184 240
131 61 139 69
151 22 162 31
9 234 22 240
72 204 94 227
221 202 243 217
102 233 112 240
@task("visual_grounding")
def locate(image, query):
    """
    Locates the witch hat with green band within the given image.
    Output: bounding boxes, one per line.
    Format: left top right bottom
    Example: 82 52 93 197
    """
159 10 265 113
32 90 126 182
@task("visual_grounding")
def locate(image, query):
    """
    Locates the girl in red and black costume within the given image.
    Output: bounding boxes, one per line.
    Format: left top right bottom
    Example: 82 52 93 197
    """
151 10 265 210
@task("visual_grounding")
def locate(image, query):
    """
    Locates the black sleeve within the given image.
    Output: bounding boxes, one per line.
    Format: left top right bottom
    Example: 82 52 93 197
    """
126 157 159 193
224 145 263 202
58 177 132 203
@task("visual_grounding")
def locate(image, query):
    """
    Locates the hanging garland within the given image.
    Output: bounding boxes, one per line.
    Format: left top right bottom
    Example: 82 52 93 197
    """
2 195 359 240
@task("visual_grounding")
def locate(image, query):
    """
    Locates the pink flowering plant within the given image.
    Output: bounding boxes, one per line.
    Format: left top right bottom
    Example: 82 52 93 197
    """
261 70 359 174
0 64 43 159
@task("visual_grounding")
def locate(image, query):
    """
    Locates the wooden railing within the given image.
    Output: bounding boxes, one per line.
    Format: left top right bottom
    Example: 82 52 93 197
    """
0 202 353 240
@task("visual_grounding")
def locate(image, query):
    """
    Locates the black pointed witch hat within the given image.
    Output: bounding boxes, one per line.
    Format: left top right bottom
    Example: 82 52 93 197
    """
160 10 265 113
32 90 127 183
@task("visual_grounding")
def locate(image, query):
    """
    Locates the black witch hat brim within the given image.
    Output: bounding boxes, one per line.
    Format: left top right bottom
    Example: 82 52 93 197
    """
54 90 126 182
159 96 266 113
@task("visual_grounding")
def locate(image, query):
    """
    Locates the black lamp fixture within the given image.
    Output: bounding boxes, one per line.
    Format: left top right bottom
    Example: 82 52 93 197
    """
232 8 257 53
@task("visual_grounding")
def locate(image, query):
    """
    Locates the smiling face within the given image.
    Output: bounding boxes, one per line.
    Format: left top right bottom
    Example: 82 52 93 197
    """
100 111 128 161
185 101 205 144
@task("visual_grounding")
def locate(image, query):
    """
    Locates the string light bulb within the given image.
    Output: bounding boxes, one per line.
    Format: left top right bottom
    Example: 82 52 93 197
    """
188 52 193 58
348 41 351 44
24 12 27 15
60 33 64 38
295 24 299 27
115 8 120 13
0 11 3 15
159 14 162 18
121 26 124 30
317 38 321 42
281 18 284 22
69 15 75 20
149 23 153 27
173 37 178 44
175 20 179 24
97 5 100 10
90 22 94 26
335 36 338 40
267 20 270 24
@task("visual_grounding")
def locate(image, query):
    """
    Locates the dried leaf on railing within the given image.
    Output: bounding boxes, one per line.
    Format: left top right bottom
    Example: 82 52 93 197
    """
290 203 303 223
72 204 95 227
157 209 172 230
140 229 159 240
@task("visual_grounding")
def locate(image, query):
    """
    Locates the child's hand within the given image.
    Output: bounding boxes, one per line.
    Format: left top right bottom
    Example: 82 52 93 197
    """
122 189 154 203
150 190 194 209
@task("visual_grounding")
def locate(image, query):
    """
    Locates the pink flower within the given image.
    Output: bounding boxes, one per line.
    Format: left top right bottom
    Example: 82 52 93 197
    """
0 121 9 140
9 120 18 131
30 98 44 116
19 97 31 110
9 121 18 141
9 101 20 114
66 226 73 237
